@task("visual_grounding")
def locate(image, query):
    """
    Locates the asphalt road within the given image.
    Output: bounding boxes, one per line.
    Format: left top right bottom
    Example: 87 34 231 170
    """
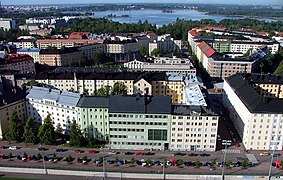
0 143 283 177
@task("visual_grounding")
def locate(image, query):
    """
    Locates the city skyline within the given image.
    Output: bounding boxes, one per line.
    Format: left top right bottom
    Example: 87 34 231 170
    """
2 0 282 6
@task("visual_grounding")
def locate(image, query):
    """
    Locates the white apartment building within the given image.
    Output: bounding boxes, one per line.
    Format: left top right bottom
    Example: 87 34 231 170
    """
230 42 279 54
17 48 40 63
149 34 182 55
26 87 81 132
223 73 283 150
0 18 16 30
171 105 219 152
124 59 145 71
154 56 191 64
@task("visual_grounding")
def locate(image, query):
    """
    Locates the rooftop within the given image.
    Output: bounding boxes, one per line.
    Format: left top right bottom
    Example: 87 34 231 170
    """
109 95 172 114
184 84 207 107
77 96 109 108
225 73 283 113
5 54 34 64
27 86 81 107
17 48 40 53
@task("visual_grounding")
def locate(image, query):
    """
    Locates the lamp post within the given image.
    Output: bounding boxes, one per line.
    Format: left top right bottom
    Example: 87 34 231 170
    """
221 140 232 180
268 142 278 180
162 143 166 180
39 144 47 175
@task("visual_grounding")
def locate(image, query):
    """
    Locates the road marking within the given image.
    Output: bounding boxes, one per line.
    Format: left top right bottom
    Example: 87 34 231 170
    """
222 149 241 154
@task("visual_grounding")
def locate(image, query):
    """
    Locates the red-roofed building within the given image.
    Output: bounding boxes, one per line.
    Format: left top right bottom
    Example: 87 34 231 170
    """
204 26 226 31
1 54 35 73
196 42 216 69
69 32 90 39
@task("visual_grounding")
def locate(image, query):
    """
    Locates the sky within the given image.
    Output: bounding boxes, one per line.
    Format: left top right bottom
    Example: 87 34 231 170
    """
2 0 283 6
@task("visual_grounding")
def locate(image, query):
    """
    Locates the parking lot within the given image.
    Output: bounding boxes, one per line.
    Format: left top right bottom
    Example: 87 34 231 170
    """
0 142 283 177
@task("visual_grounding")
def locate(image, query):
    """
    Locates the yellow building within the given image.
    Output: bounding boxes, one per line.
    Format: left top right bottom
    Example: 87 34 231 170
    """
0 88 26 139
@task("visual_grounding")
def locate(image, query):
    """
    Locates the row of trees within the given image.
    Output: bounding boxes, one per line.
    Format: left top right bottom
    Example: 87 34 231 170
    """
5 112 105 148
94 82 127 96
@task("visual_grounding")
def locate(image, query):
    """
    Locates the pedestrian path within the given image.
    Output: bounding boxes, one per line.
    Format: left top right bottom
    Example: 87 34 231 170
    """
222 149 241 154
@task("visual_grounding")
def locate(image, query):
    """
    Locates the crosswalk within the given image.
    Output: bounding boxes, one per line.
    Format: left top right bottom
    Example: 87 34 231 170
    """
222 149 241 154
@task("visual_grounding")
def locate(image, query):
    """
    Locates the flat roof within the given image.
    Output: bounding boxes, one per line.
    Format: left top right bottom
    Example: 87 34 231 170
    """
184 84 207 106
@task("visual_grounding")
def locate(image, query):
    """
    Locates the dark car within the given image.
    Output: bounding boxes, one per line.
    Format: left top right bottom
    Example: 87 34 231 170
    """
124 152 134 155
107 160 115 164
200 153 210 157
188 153 198 157
56 148 66 152
38 147 48 151
144 152 155 156
173 152 186 156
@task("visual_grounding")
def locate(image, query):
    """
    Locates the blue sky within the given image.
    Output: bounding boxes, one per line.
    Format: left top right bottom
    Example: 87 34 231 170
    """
2 0 282 5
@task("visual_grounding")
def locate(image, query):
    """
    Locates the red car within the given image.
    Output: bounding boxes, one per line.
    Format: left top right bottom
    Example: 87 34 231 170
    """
88 150 97 154
74 149 83 153
135 152 144 156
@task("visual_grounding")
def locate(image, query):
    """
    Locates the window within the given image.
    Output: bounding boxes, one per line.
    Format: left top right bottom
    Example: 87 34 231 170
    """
148 129 167 141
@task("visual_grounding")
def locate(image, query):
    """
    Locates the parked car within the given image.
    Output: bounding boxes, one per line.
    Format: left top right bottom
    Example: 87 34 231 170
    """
260 152 270 156
38 147 48 151
188 153 198 157
88 150 98 154
135 152 144 156
55 148 66 152
271 153 281 157
124 152 134 155
200 153 210 157
74 149 84 153
8 146 18 150
107 160 115 164
108 151 119 155
173 152 186 156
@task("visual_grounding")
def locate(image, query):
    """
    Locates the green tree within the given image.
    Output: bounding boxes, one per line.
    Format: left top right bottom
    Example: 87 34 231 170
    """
275 61 283 74
114 156 119 166
226 160 233 168
6 111 24 142
211 159 216 168
177 159 184 167
242 159 249 169
140 46 148 56
37 153 42 160
69 120 85 147
37 114 55 145
23 116 37 143
67 155 73 162
111 82 127 95
95 86 111 96
195 159 200 168
8 153 13 161
130 157 135 166
55 123 64 134
146 159 152 166
150 48 161 57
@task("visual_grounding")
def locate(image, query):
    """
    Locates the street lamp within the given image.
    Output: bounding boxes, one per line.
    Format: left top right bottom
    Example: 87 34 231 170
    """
221 140 232 180
39 144 47 175
268 142 278 180
162 143 166 180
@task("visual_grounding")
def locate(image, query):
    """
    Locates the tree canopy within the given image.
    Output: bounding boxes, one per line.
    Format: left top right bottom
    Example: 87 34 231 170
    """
23 116 37 143
37 114 56 145
6 111 24 142
69 120 85 147
111 82 127 95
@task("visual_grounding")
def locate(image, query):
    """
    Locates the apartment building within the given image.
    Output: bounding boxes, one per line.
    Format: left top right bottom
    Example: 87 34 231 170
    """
105 40 140 54
36 39 104 49
18 39 36 49
149 34 182 55
39 48 82 66
196 41 268 79
78 44 105 61
76 96 109 141
109 95 172 150
170 105 219 151
0 54 35 74
123 59 146 71
26 87 81 133
188 27 280 55
0 18 16 30
17 48 40 63
0 87 26 139
223 73 283 150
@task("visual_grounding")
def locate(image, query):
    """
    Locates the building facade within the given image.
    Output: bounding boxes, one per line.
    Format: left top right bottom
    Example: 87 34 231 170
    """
223 73 283 150
26 87 81 133
170 105 219 151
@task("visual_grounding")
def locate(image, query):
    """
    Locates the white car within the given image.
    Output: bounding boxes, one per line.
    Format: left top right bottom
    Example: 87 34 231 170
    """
8 146 17 150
